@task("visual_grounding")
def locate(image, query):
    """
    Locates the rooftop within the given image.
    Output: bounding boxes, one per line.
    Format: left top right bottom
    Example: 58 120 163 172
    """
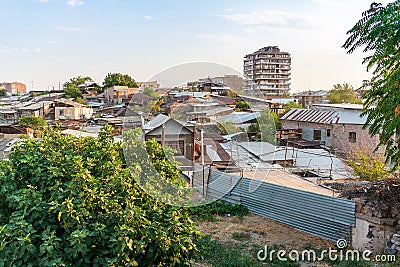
281 107 366 125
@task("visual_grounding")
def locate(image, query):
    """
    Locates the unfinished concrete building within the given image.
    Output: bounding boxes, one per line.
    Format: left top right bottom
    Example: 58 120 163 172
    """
243 46 291 99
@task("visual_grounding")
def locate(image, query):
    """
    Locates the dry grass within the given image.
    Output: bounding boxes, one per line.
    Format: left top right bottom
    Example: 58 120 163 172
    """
196 214 334 252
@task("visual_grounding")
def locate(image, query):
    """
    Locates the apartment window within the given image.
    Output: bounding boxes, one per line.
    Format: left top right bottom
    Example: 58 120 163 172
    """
314 130 321 141
349 132 357 143
326 129 331 137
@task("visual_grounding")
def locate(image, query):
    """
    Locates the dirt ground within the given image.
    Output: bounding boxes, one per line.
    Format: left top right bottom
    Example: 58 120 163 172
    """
194 214 336 267
196 214 335 251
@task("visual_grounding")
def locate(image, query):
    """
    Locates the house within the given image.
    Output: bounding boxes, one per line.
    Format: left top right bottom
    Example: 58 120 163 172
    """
77 82 100 95
130 92 152 106
0 110 18 124
280 103 379 156
53 99 93 120
105 86 140 104
219 112 260 128
137 81 159 90
170 98 233 123
144 114 195 170
292 90 329 108
19 101 53 118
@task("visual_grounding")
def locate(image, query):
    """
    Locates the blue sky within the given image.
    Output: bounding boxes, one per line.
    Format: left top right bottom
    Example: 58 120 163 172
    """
0 0 392 91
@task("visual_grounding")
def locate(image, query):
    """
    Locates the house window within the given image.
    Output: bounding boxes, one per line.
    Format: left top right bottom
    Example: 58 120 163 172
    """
313 130 321 141
165 140 185 155
349 132 357 143
326 129 331 137
59 109 64 116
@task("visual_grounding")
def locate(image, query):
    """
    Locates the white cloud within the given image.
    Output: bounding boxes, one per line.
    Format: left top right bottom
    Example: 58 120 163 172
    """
144 15 154 20
218 10 312 31
55 26 82 32
38 0 49 3
67 0 84 6
35 48 41 53
48 40 58 45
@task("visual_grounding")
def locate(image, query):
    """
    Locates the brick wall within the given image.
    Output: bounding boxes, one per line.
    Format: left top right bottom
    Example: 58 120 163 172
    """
282 120 380 155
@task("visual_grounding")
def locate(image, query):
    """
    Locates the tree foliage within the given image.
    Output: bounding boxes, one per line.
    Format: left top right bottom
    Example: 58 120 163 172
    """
251 109 280 144
143 87 159 99
104 73 138 89
17 116 47 129
327 83 361 104
283 101 302 113
0 89 6 97
348 147 389 181
63 76 94 99
0 126 199 266
235 100 250 111
216 121 241 135
343 1 400 168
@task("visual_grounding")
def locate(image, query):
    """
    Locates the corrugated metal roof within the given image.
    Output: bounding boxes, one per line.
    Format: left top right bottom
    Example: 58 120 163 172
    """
281 108 338 124
143 114 194 132
220 112 260 124
280 108 370 124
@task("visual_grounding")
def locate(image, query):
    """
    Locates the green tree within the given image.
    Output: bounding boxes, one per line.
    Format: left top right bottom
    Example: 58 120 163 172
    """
143 86 159 99
104 73 138 88
0 126 199 266
284 101 302 113
0 89 6 97
249 109 281 144
235 100 250 111
348 147 389 181
63 76 93 99
216 121 241 135
327 83 362 104
75 97 88 105
343 2 400 168
17 116 47 129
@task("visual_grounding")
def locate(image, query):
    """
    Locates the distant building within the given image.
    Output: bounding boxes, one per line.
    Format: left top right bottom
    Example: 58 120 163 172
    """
280 103 379 156
292 90 329 108
105 86 140 104
138 81 159 89
53 98 93 120
243 46 291 99
0 82 27 94
199 75 244 92
20 101 53 118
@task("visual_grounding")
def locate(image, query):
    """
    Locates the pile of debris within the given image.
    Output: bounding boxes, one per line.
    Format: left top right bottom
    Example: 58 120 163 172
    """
338 179 400 219
386 232 400 255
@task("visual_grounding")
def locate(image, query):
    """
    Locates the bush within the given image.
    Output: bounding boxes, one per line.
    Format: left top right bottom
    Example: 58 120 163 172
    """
188 200 249 221
0 126 199 266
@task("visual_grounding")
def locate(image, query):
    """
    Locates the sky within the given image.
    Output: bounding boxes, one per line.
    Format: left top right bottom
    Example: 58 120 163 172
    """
0 0 393 92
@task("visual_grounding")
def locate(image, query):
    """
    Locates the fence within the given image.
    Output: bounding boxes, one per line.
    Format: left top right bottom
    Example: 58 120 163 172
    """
193 166 355 243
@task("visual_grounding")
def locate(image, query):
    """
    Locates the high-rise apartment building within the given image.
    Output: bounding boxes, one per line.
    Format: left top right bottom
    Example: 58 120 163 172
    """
243 46 291 99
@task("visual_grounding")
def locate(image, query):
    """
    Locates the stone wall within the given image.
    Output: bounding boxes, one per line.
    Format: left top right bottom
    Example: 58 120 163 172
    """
352 198 400 254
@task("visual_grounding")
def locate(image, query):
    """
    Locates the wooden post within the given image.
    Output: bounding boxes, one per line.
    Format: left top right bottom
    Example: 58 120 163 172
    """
161 124 166 147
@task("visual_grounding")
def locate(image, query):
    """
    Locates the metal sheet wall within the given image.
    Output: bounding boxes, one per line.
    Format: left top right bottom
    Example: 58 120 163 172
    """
206 169 355 243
